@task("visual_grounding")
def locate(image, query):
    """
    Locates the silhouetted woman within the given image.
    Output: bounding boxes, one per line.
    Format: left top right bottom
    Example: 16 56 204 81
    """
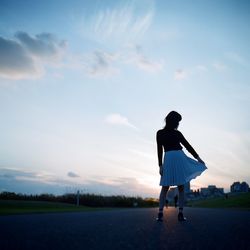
156 111 207 221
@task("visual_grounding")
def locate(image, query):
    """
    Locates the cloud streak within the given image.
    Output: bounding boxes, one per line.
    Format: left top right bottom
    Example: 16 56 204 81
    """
80 3 154 43
104 113 137 130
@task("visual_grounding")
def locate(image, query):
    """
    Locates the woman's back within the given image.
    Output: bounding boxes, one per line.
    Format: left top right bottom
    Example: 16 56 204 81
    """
157 128 198 158
157 129 183 152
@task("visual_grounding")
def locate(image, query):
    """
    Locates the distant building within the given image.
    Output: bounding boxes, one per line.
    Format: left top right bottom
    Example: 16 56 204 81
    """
231 181 249 193
200 185 224 197
241 182 250 192
231 182 241 192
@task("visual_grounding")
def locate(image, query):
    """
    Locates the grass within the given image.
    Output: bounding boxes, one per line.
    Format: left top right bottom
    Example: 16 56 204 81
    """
187 192 250 210
0 200 104 215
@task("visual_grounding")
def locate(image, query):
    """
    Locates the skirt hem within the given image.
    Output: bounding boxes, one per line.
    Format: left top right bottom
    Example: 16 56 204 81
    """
159 150 207 186
160 169 205 186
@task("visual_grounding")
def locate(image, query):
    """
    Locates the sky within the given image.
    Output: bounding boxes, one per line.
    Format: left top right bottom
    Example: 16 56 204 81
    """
0 0 250 197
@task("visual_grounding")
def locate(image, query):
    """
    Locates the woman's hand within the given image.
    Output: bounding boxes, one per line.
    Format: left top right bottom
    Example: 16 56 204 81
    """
197 156 205 165
159 165 163 176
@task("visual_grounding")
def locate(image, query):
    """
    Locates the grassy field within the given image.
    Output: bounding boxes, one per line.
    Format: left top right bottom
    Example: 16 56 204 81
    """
187 192 250 210
0 200 102 215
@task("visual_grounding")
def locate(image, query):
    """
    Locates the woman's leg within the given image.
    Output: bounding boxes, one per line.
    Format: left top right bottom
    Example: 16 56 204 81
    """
159 186 169 211
157 186 169 221
177 185 186 221
178 185 184 211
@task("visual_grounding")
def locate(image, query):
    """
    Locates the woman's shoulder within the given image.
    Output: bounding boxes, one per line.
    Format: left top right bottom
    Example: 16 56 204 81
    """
156 129 164 136
175 130 184 137
157 128 183 135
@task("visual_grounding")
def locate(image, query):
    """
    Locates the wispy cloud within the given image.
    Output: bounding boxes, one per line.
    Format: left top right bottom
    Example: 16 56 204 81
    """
69 44 163 77
81 50 119 77
129 149 155 160
124 45 163 73
104 113 137 130
80 3 154 44
0 32 66 80
172 65 208 81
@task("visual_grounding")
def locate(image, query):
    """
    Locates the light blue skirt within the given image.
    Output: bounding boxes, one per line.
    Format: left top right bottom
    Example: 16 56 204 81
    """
160 150 207 186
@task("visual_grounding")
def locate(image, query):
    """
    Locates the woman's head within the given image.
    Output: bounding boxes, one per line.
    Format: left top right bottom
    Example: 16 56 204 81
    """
164 111 182 129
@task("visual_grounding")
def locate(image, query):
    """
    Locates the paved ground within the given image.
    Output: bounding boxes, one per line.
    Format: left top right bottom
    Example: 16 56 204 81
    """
0 207 250 250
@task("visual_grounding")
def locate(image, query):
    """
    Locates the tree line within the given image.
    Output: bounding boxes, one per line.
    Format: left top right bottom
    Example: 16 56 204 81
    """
0 192 158 208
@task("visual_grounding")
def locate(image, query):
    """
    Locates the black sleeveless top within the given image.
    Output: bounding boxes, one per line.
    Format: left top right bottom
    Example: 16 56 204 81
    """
156 129 199 159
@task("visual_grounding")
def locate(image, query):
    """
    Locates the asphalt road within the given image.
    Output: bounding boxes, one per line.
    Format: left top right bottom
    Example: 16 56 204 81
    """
0 207 250 250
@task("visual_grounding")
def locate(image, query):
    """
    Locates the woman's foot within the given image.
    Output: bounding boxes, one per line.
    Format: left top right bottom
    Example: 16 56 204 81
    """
178 212 186 221
156 212 163 222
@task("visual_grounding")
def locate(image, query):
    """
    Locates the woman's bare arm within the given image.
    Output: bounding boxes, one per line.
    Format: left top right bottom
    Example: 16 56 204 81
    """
157 143 163 166
156 130 163 166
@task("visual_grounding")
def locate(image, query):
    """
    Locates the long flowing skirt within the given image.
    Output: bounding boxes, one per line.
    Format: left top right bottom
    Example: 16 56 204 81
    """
160 150 207 186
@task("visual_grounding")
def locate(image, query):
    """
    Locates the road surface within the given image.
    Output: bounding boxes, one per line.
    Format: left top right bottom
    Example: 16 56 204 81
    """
1 207 250 250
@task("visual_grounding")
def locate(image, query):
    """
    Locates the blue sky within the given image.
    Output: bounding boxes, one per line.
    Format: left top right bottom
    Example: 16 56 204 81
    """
0 0 250 196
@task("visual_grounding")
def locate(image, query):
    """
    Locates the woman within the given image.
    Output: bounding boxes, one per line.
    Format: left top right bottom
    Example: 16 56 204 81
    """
156 111 207 222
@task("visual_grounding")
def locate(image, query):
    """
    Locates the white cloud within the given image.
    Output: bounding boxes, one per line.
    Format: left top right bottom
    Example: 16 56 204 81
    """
0 36 43 79
0 32 66 80
174 69 188 80
104 113 137 130
15 32 66 61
